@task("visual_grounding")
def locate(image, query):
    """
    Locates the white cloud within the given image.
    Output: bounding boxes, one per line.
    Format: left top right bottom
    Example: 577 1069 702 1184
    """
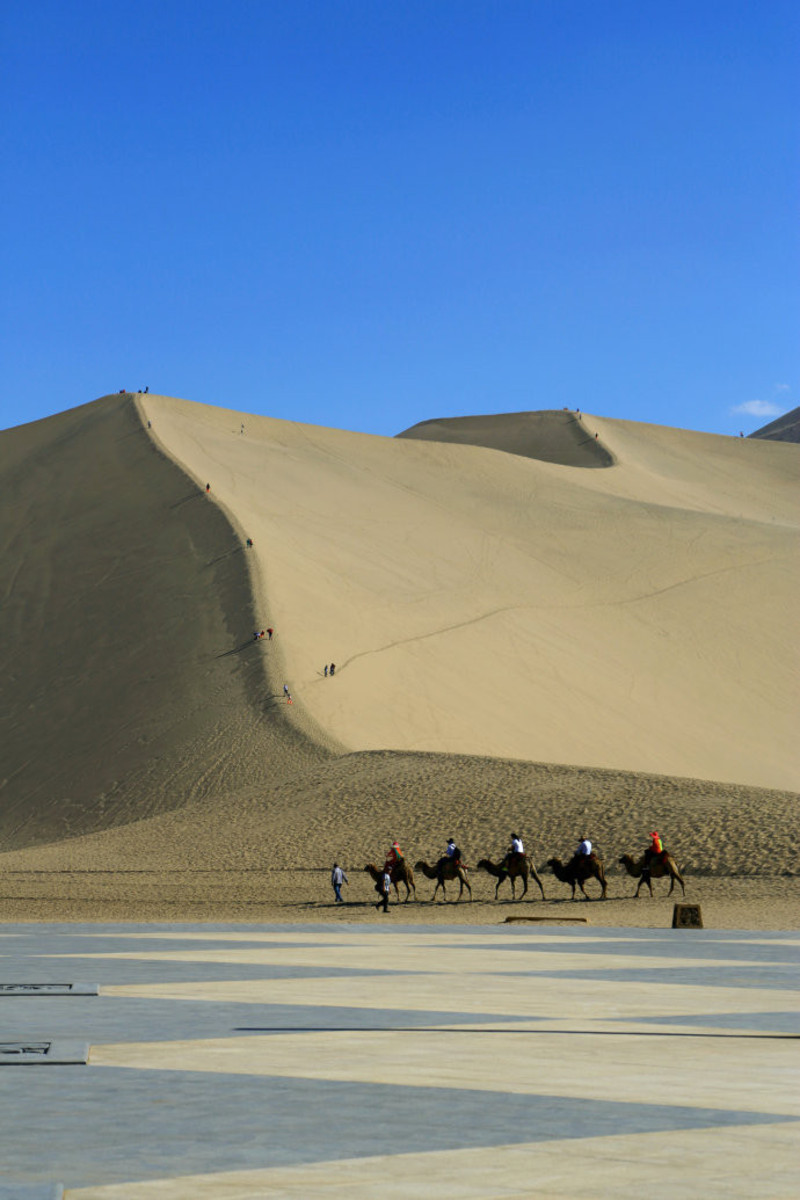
732 400 785 417
774 382 790 392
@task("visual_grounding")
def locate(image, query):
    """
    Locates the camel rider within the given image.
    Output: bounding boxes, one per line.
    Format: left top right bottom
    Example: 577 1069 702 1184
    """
384 841 402 874
502 833 524 871
445 838 461 863
643 831 663 866
570 836 592 869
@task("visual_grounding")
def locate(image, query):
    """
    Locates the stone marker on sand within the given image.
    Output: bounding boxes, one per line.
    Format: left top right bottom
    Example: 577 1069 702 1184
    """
672 903 703 928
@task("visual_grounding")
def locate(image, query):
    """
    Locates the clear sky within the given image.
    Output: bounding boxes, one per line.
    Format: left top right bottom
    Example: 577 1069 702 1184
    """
2 0 797 437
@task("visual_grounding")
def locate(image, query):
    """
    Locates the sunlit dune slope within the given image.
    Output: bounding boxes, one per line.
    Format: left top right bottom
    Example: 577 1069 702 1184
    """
0 395 326 848
144 396 799 791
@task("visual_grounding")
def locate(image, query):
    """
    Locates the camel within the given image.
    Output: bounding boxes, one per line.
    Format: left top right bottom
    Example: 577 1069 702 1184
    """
476 855 546 901
619 852 685 898
364 861 416 903
546 855 608 900
414 859 472 902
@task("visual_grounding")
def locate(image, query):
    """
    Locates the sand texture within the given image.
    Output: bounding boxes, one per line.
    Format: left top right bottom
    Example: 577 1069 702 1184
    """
140 394 798 790
0 394 797 925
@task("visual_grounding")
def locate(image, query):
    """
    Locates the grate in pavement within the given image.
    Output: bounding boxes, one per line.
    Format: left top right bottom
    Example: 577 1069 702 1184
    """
0 1040 89 1065
0 982 98 996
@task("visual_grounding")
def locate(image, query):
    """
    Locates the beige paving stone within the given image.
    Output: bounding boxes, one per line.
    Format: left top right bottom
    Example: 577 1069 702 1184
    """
99 970 798 1023
62 945 771 975
66 1122 800 1199
91 1024 799 1117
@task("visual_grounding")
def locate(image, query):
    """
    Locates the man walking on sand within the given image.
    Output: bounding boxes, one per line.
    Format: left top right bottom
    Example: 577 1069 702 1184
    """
375 868 391 913
331 863 348 903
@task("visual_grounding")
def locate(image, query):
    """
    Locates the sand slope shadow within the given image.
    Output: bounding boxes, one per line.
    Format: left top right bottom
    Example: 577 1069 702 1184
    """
0 395 326 849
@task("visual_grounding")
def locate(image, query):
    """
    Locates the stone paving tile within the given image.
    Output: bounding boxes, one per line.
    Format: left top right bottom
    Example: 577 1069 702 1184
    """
1 997 532 1043
466 937 799 963
617 1009 800 1033
1 954 412 985
1 1068 792 1190
503 964 800 989
1 924 797 1198
67 1124 800 1200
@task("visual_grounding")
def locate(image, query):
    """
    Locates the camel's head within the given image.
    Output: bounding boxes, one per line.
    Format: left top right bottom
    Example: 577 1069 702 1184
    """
476 859 491 869
545 857 560 870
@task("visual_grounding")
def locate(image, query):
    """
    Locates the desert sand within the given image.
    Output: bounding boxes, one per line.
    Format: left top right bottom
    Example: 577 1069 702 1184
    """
0 393 797 927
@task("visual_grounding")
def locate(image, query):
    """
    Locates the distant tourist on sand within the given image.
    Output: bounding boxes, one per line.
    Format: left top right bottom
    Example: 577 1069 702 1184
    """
240 423 244 434
331 863 348 903
246 538 253 548
329 663 335 676
266 628 273 640
283 684 292 704
324 665 328 677
205 483 211 493
375 868 391 912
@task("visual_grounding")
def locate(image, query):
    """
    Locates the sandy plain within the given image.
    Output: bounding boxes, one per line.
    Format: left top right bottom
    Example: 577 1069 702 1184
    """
0 393 797 927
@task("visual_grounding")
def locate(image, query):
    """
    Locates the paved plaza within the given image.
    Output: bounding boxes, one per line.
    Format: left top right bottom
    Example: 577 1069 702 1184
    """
1 922 798 1198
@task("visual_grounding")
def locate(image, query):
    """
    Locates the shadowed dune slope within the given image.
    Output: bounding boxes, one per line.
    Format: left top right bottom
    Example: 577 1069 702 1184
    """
0 395 326 848
143 396 799 792
398 409 614 467
749 405 800 443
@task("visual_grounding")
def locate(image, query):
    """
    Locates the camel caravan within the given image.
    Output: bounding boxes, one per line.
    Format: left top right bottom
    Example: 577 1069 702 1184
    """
361 832 684 905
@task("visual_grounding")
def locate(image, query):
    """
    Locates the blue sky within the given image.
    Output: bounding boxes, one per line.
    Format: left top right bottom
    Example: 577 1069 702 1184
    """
2 0 797 436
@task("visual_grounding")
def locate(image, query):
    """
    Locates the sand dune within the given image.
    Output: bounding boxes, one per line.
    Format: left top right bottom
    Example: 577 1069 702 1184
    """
141 395 798 791
0 393 797 922
0 395 325 848
398 409 614 467
749 404 800 443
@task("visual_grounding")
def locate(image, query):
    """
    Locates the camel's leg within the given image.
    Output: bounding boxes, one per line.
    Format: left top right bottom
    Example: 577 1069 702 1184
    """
509 876 516 901
531 868 546 900
519 875 527 900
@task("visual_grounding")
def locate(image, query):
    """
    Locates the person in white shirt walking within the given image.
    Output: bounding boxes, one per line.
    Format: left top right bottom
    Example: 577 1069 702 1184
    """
331 863 348 904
